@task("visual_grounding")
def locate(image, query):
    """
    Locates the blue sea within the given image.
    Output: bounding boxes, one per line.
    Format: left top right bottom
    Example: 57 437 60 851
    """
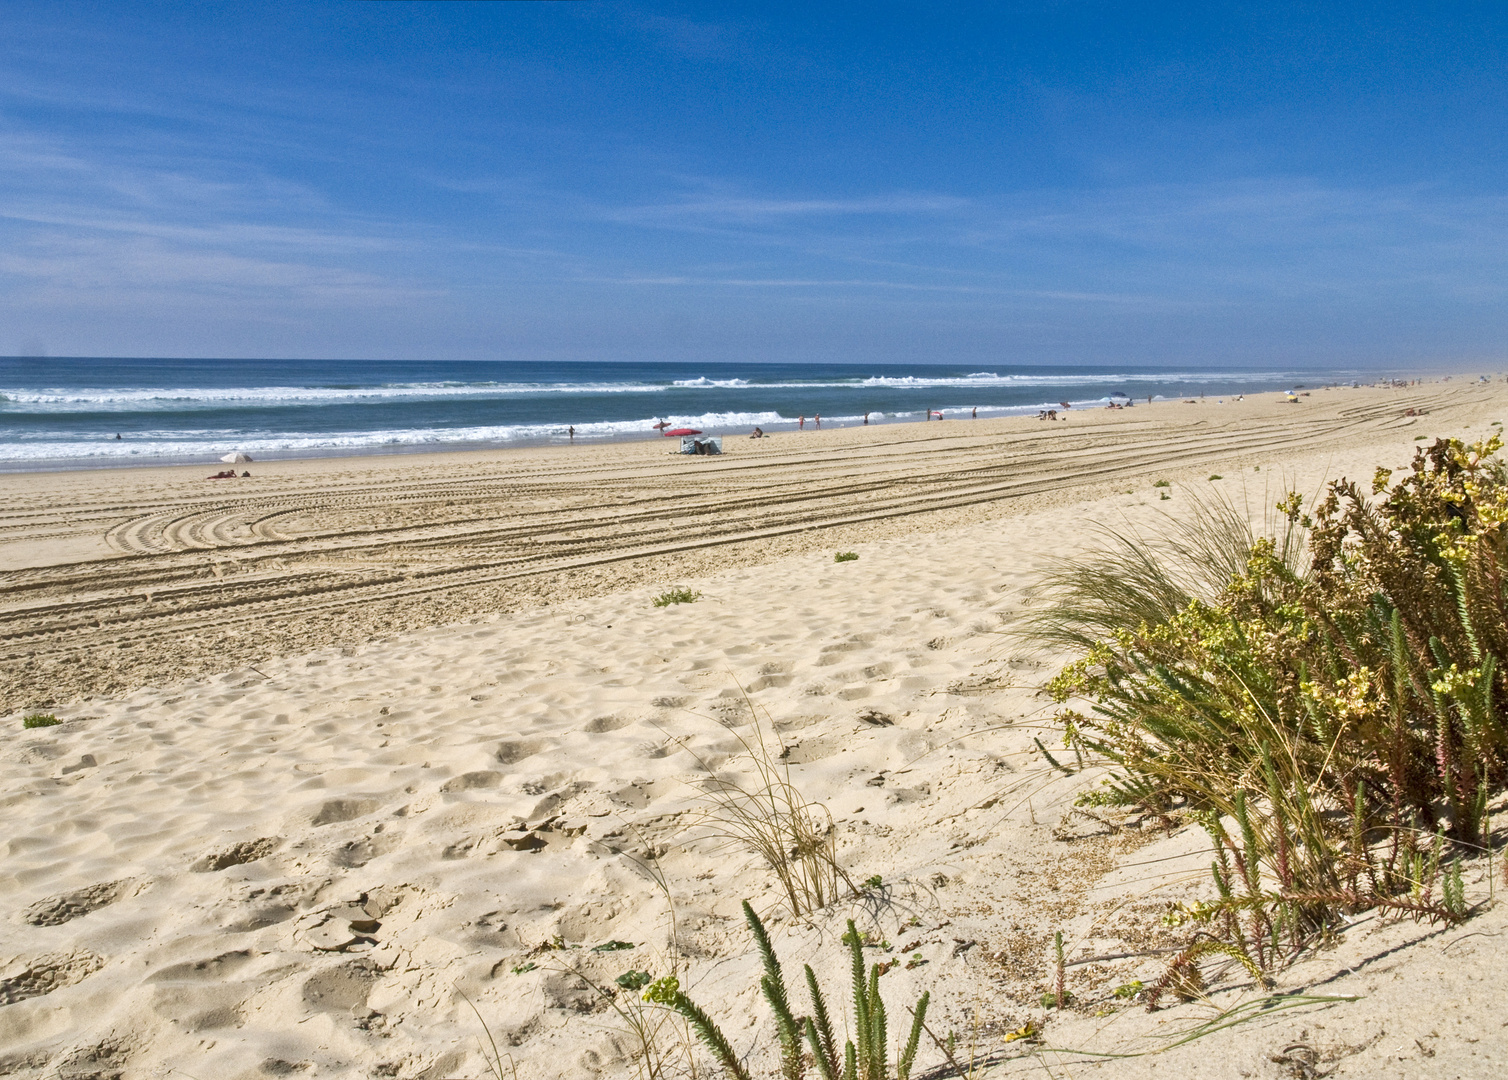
0 357 1397 471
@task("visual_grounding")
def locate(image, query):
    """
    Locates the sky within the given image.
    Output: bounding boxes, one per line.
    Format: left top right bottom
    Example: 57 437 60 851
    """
0 2 1504 367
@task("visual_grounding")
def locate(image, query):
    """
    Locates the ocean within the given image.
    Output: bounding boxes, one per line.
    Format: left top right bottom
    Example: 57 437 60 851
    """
0 357 1395 471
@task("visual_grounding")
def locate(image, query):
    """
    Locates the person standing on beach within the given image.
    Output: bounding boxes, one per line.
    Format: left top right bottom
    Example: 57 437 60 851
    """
799 415 805 429
971 407 977 419
863 412 869 425
814 413 821 427
568 425 574 443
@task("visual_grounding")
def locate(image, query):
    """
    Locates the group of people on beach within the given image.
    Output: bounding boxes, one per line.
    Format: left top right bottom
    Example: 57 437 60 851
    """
745 404 993 438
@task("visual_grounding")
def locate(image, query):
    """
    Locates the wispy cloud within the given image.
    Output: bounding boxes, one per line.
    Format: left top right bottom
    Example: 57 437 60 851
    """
589 274 1183 306
603 192 971 227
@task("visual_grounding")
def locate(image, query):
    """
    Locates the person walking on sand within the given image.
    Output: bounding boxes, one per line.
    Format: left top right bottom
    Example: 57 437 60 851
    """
972 407 977 419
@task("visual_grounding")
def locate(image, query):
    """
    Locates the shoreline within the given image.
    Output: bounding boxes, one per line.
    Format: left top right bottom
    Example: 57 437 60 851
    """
0 368 1466 476
0 373 1459 476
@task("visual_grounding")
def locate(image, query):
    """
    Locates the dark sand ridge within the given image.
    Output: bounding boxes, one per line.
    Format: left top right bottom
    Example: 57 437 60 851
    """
0 380 1480 711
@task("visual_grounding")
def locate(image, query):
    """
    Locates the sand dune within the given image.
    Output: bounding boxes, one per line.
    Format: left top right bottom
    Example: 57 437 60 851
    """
3 379 1506 1079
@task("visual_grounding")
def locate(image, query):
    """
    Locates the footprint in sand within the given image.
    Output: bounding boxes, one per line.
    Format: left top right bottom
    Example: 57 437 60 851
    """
495 738 552 764
191 837 280 872
0 950 105 1004
310 797 379 826
23 880 130 926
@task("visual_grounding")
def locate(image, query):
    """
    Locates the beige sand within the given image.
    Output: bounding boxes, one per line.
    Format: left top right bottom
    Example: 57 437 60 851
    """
2 379 1506 1079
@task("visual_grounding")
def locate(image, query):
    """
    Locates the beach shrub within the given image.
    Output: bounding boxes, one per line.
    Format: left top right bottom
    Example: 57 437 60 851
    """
1208 474 1223 481
1036 436 1506 979
643 902 930 1080
22 714 60 728
653 587 702 607
1152 479 1171 488
835 552 859 563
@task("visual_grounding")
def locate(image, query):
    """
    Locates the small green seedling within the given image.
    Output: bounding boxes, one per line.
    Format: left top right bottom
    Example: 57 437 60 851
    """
1113 980 1144 1000
1208 474 1223 481
593 940 636 952
615 970 652 990
652 588 701 607
23 714 60 728
1159 492 1171 501
1039 989 1075 1009
1415 434 1428 440
1152 479 1171 488
834 551 859 563
511 962 537 975
863 874 884 890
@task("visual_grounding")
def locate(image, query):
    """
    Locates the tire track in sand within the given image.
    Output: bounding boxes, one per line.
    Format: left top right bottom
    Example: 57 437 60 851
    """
0 388 1472 707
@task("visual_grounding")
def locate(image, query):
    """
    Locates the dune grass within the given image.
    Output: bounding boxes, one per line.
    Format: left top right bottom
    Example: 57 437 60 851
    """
22 714 59 728
1030 436 1505 984
682 690 853 917
654 587 703 607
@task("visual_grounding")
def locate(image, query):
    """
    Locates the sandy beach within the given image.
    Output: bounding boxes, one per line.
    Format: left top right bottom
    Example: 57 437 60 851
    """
5 378 1508 1079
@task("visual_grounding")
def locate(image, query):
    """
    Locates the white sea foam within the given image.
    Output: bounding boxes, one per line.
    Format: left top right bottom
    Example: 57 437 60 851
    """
0 382 671 409
0 411 795 463
0 369 1300 411
670 377 753 388
854 371 1288 389
0 398 1182 466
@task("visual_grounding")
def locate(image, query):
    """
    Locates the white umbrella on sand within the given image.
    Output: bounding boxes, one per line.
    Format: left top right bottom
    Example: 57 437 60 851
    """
220 452 253 463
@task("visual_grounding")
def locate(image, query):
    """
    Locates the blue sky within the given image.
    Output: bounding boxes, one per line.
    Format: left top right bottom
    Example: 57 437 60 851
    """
0 2 1504 366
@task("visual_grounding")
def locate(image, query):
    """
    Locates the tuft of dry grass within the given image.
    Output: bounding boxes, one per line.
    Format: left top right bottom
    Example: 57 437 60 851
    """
681 686 853 917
